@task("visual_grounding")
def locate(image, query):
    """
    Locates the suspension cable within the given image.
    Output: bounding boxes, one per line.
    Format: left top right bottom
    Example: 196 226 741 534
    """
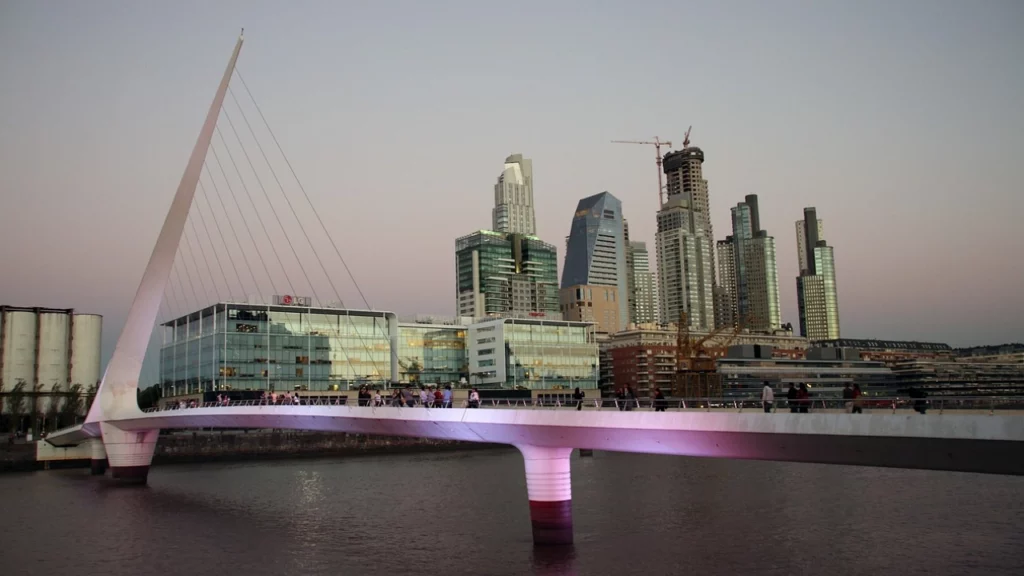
193 184 239 300
225 85 384 385
232 71 399 385
201 168 268 299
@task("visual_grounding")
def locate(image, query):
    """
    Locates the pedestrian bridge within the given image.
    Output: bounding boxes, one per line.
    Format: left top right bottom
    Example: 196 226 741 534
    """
49 396 1024 474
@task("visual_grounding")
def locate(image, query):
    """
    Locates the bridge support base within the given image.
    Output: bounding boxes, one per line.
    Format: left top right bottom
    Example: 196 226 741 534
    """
518 445 574 546
88 438 108 475
100 423 159 485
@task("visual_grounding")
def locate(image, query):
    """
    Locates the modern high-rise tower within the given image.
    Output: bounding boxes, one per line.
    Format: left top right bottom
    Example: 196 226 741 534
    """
492 154 536 236
655 145 715 330
626 240 658 325
455 230 558 318
561 192 628 331
796 216 825 275
715 195 781 331
796 207 840 340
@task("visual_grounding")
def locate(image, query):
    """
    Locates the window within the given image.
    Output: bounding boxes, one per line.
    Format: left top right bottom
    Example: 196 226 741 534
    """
478 348 495 356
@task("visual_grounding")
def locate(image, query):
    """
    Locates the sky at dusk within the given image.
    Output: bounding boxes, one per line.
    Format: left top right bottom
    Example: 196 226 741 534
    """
1 1 1022 383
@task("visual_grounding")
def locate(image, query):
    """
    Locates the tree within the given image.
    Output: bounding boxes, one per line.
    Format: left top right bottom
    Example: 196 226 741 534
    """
84 383 98 413
29 383 43 437
45 383 62 432
136 384 162 411
6 381 26 434
398 357 423 384
59 384 83 429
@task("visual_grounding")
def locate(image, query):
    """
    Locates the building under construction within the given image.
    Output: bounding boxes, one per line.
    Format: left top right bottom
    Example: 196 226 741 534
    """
672 312 738 398
605 317 809 397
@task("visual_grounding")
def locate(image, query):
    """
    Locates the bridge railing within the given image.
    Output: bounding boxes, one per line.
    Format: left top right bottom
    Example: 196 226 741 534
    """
144 395 1024 415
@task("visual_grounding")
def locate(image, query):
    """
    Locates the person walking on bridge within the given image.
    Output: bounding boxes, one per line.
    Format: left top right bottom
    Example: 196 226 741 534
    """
786 383 798 413
852 384 863 414
573 387 584 411
797 383 810 413
653 387 667 412
761 381 775 413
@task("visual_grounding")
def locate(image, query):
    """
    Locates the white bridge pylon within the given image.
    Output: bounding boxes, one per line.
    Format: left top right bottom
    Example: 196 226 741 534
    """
79 33 245 482
88 35 245 423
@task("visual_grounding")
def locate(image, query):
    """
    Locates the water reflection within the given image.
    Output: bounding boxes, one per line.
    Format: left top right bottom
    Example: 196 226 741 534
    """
2 450 1023 576
531 546 577 576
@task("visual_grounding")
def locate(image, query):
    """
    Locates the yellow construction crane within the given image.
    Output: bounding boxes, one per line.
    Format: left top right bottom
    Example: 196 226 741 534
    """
611 136 672 207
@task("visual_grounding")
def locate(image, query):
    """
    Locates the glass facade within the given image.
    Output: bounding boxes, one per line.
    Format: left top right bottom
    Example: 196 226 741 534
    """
160 304 395 397
561 192 628 330
797 245 841 341
468 318 599 390
506 321 598 389
717 196 781 332
397 324 467 384
455 230 559 317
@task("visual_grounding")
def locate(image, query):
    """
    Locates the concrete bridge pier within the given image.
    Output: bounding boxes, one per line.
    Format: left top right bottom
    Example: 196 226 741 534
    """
518 445 574 546
100 422 160 485
88 437 108 475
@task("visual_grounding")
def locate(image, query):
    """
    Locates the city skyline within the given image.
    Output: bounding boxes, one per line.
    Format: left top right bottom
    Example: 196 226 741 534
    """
1 1 1021 380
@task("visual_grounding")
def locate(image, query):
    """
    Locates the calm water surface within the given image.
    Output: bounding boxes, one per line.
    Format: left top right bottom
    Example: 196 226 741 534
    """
2 449 1022 575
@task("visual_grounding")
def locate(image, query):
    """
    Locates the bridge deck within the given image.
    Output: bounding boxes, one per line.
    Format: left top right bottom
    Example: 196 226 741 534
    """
45 397 1024 475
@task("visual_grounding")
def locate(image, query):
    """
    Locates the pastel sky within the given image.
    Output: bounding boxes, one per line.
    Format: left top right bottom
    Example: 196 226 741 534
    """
1 1 1021 383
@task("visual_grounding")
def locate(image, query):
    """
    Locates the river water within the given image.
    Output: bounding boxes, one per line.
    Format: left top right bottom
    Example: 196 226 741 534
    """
2 449 1022 575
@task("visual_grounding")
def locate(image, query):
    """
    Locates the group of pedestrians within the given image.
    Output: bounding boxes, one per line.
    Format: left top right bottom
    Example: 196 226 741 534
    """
760 381 863 413
614 386 639 410
258 391 302 406
376 384 458 408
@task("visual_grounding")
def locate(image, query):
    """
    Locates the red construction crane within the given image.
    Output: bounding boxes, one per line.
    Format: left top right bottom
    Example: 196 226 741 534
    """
682 125 692 148
611 136 672 207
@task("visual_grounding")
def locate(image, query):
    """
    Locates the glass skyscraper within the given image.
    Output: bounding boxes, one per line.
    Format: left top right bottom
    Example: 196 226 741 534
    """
715 194 781 331
656 146 716 329
455 230 558 318
561 192 628 331
492 154 536 236
626 240 658 325
796 207 841 340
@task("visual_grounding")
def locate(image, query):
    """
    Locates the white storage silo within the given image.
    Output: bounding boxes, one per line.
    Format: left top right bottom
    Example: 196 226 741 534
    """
70 314 103 388
37 310 72 389
1 308 38 391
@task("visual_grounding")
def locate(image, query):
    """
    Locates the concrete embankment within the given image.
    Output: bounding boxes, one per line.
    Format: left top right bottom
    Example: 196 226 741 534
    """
2 431 508 473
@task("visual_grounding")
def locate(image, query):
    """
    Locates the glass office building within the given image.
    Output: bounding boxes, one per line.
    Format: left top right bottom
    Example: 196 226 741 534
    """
396 322 468 384
159 303 398 397
466 317 599 389
454 230 559 318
